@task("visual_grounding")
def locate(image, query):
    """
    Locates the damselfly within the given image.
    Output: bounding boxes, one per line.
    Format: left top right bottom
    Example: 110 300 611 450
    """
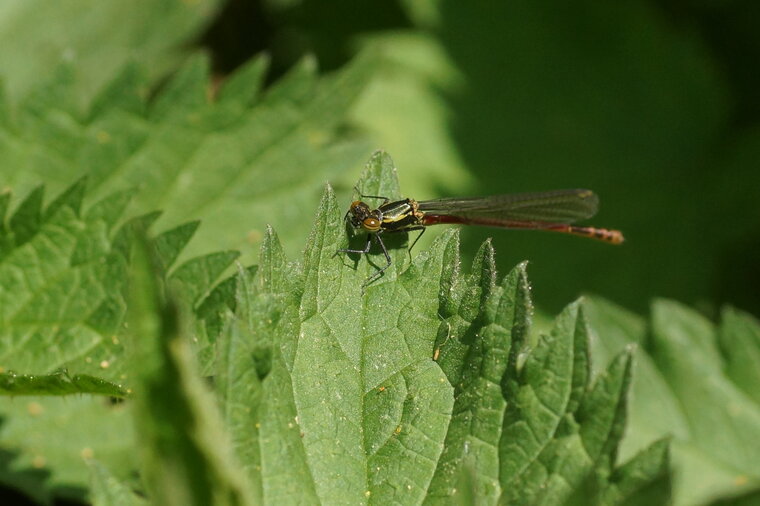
339 189 624 286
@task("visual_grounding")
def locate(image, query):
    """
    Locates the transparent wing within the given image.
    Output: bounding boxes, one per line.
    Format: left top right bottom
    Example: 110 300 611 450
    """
417 189 599 224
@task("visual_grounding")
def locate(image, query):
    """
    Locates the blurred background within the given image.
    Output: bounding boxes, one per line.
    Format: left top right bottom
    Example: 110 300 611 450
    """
203 0 760 316
0 2 758 504
2 0 759 316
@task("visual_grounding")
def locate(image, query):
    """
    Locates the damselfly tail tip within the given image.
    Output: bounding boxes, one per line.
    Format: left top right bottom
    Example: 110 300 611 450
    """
599 228 625 245
559 225 624 244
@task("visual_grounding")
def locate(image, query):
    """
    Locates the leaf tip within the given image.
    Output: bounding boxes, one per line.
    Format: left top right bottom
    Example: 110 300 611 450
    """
322 181 337 204
367 149 394 170
296 54 319 74
473 238 497 288
515 259 530 275
45 176 88 219
478 236 496 261
357 150 401 200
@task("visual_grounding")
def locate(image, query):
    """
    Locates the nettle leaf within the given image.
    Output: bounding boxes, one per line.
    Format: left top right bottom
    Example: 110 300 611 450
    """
0 369 125 397
580 297 689 467
0 180 131 386
0 181 234 501
650 300 760 504
425 254 531 502
127 237 253 506
210 151 652 505
0 180 229 391
88 459 148 506
0 396 136 505
498 298 642 506
0 50 374 262
584 297 760 505
0 0 224 107
600 437 671 505
719 307 760 406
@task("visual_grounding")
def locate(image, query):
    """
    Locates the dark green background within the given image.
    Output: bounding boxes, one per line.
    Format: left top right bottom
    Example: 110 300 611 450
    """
203 0 760 316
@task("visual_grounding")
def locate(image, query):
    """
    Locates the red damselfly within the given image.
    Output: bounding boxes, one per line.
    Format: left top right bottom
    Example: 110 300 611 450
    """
339 189 623 286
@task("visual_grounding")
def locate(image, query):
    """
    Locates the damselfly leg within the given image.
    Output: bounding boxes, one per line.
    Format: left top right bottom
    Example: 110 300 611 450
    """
337 231 392 287
353 186 390 204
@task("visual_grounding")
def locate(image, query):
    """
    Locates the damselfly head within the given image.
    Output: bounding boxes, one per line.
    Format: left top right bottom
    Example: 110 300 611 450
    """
346 201 369 228
346 201 382 232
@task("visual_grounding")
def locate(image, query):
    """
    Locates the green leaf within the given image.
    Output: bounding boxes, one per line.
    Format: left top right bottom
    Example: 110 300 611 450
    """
215 233 291 504
213 151 649 505
2 150 722 505
216 55 271 108
425 257 531 503
0 0 224 107
0 50 374 264
0 182 190 383
169 250 241 309
0 185 144 500
0 370 125 397
649 300 760 504
194 264 259 348
7 184 44 248
349 32 474 205
585 296 760 505
719 306 760 406
708 488 760 506
0 180 230 500
498 299 635 505
581 296 689 466
88 460 148 506
88 63 147 119
0 396 137 505
577 348 633 466
218 152 458 503
0 182 132 378
153 220 201 273
127 235 253 506
0 179 233 384
499 302 584 496
601 437 672 505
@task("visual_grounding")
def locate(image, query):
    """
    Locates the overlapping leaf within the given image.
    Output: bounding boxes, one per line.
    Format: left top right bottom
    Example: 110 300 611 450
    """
88 459 147 506
0 180 132 385
0 180 238 501
0 0 223 107
127 236 253 506
0 180 237 388
1 52 373 266
583 297 760 505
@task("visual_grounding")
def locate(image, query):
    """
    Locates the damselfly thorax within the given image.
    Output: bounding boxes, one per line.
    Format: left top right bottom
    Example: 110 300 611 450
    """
345 198 425 233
